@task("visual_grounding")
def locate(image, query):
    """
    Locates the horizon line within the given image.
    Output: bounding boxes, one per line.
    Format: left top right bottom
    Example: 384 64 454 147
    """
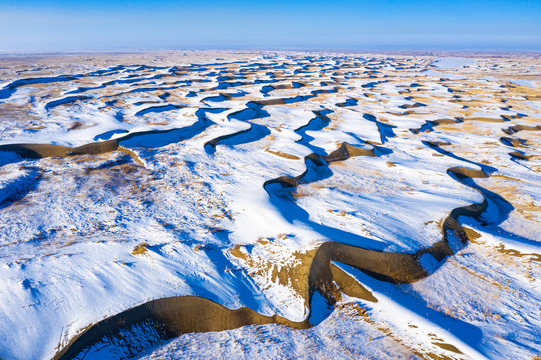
1 47 540 56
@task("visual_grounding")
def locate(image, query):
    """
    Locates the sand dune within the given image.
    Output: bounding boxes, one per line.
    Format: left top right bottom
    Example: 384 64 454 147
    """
0 51 539 360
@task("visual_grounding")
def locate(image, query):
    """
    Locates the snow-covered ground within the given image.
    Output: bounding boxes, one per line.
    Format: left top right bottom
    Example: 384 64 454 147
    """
0 51 539 360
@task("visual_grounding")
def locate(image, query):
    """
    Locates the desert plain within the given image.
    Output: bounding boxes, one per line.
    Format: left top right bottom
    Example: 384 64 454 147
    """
0 51 540 359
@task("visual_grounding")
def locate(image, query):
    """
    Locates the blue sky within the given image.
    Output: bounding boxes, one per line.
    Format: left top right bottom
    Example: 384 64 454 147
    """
0 0 539 51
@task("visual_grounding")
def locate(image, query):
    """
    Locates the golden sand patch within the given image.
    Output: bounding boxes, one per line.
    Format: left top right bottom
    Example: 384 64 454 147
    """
131 242 149 255
264 148 300 160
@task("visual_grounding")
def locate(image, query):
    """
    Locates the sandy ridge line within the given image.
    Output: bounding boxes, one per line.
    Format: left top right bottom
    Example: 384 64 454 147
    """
54 139 499 359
